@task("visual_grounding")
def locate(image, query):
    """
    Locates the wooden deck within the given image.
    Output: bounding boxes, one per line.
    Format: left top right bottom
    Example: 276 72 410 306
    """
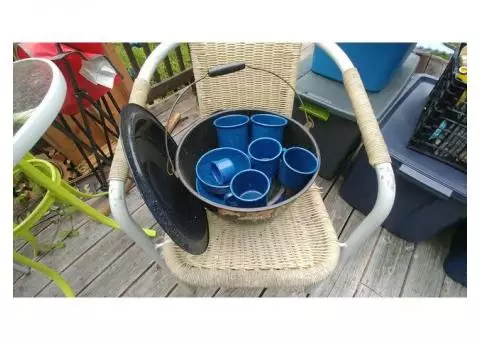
13 44 466 298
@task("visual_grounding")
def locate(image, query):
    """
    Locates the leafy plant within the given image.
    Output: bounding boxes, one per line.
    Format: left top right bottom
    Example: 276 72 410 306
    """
13 172 45 224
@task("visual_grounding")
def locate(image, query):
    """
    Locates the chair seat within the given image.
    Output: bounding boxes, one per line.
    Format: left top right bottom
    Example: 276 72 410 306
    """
163 185 340 288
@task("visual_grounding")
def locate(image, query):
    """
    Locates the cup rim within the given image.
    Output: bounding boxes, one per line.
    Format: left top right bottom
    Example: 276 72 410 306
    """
248 137 283 162
282 147 319 175
250 113 288 127
196 147 250 189
213 114 249 129
195 178 225 205
229 169 271 202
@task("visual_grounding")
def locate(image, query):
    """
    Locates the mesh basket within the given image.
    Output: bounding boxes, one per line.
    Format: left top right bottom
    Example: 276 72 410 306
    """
408 43 467 173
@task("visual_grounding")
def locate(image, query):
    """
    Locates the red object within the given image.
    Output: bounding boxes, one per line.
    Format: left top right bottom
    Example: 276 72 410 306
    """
16 43 121 115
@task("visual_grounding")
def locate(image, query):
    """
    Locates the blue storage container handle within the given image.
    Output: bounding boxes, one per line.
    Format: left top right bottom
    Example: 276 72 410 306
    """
398 164 452 199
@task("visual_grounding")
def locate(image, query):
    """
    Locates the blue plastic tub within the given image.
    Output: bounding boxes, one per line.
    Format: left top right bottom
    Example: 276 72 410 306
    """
444 220 467 287
340 74 467 243
293 52 419 179
311 43 415 92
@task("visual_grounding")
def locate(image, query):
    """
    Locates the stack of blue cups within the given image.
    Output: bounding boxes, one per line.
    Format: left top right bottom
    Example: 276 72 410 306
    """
195 113 320 208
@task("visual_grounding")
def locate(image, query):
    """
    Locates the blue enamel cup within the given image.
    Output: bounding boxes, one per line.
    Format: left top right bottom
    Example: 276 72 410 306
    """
278 147 320 191
225 169 270 208
247 137 283 180
250 113 288 143
213 114 249 153
196 147 250 195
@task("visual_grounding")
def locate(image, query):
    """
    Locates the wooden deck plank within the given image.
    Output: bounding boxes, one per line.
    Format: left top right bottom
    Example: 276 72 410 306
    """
14 221 113 297
13 189 145 297
315 175 335 198
322 176 354 235
440 275 467 297
214 288 264 297
170 108 200 141
154 92 197 124
13 269 24 282
169 286 219 297
39 229 133 297
19 186 143 256
261 288 308 297
355 284 381 297
37 204 156 297
14 195 105 252
310 210 380 297
361 229 415 297
148 87 200 144
401 234 451 297
13 189 129 286
121 263 178 297
148 88 195 118
78 242 155 297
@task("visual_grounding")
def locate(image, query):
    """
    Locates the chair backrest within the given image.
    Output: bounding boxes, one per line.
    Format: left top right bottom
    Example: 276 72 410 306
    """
189 43 301 117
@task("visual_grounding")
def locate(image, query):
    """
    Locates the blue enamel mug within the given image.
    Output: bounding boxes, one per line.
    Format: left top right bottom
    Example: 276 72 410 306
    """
213 114 249 153
224 169 271 208
196 147 250 195
250 113 288 143
278 147 319 191
247 137 282 180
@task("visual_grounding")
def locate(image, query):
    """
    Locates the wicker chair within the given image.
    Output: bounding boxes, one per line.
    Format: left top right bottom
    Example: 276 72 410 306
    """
108 43 395 293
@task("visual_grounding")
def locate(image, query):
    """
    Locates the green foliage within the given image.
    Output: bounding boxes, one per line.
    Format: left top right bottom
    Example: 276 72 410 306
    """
13 172 46 223
115 43 192 80
432 50 451 60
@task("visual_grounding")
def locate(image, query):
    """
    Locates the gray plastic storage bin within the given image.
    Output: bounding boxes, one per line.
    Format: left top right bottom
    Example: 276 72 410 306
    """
340 74 467 243
293 52 419 179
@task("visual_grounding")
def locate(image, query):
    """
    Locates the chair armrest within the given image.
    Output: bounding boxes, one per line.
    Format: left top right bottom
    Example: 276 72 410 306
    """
315 43 396 258
108 43 179 267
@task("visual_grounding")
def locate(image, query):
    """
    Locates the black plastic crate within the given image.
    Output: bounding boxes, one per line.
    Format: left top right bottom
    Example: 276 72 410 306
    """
408 43 467 173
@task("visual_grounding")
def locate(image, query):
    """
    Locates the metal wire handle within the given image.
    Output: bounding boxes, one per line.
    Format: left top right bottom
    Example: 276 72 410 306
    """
164 62 313 175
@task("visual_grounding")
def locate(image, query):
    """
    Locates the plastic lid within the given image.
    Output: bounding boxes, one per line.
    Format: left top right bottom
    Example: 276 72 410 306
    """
296 52 420 122
120 104 209 255
381 74 466 202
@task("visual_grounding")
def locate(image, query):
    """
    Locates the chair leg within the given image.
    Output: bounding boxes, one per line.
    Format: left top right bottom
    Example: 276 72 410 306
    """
17 158 156 238
60 179 108 199
13 262 31 275
13 252 75 297
17 231 41 258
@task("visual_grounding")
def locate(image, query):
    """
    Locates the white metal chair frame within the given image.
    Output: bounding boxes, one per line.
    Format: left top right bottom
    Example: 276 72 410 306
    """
108 43 396 292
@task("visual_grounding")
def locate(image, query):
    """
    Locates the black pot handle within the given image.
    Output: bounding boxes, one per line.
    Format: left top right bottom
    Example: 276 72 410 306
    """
208 62 246 77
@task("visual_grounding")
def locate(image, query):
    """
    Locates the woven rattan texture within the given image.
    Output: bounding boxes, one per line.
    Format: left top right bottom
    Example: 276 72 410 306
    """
190 43 301 117
343 68 391 165
163 186 340 288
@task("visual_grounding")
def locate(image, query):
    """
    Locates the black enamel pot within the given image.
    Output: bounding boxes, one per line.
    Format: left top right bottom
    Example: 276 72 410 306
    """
175 108 321 222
